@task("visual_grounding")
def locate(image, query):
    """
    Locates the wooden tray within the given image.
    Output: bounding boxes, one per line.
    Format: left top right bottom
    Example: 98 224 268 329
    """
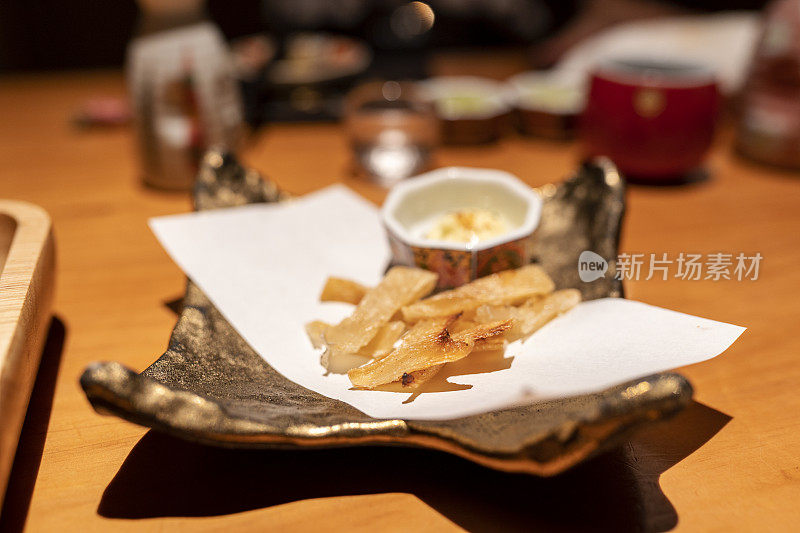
0 200 55 505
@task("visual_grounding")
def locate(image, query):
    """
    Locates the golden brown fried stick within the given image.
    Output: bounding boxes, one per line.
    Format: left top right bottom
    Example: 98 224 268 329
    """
319 277 368 305
305 320 331 349
349 317 512 389
401 264 554 322
475 288 581 341
358 321 405 358
324 266 437 362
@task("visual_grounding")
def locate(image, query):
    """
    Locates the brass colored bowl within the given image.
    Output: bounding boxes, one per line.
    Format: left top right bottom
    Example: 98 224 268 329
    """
80 153 692 476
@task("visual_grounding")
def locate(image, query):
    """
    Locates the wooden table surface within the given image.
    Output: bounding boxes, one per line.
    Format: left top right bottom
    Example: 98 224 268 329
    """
1 69 799 532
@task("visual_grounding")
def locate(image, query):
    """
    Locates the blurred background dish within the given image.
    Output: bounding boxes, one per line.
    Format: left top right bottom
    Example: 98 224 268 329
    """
258 33 373 122
266 33 372 87
416 76 513 144
507 70 586 140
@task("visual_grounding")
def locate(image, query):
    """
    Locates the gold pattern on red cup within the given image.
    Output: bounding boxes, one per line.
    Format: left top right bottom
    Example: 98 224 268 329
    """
633 88 666 118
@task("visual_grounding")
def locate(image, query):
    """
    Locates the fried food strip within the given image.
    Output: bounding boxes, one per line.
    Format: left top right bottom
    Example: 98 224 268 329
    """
324 352 372 375
473 337 507 352
404 320 514 387
401 264 555 322
451 320 513 343
305 320 331 349
400 364 444 389
349 317 458 387
358 321 405 359
475 288 581 341
448 317 478 334
348 317 512 389
325 267 437 357
520 288 581 334
402 318 514 387
319 277 368 305
307 320 405 358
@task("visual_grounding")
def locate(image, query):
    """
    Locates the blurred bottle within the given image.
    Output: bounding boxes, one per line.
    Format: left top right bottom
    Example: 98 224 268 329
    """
127 0 243 190
736 0 800 170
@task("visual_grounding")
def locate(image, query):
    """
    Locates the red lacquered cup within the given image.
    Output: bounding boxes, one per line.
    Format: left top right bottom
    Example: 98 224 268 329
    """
580 59 720 181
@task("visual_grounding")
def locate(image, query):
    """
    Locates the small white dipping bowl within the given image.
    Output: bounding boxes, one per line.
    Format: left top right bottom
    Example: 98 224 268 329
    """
381 167 542 289
416 77 514 144
507 70 587 139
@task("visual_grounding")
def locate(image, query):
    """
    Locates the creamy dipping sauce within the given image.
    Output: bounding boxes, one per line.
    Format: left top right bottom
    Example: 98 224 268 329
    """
425 208 511 244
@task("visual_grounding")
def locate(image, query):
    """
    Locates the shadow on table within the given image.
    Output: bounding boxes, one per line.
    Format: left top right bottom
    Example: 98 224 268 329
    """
624 167 711 188
97 400 730 532
0 318 67 533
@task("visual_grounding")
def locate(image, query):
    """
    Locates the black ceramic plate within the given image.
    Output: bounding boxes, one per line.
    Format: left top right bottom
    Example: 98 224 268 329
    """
80 154 691 476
